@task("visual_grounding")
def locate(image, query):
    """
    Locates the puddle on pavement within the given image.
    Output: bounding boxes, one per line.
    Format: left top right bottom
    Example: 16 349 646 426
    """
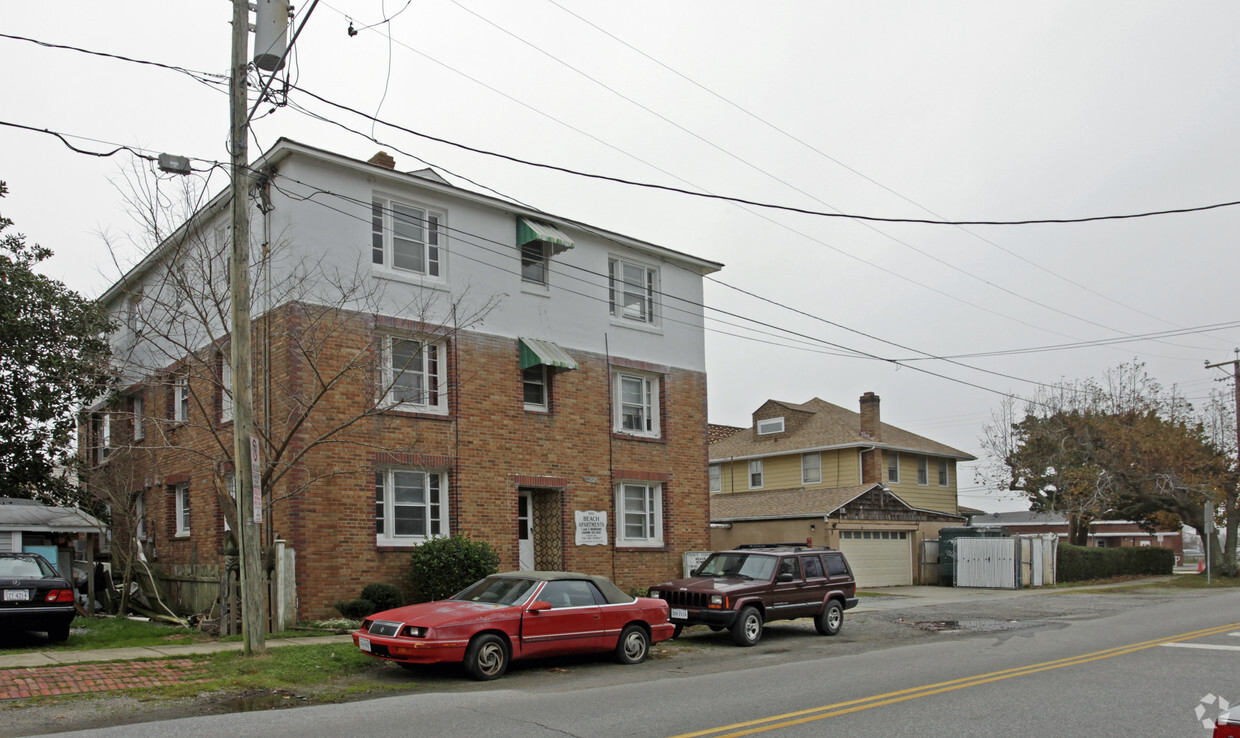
221 691 305 712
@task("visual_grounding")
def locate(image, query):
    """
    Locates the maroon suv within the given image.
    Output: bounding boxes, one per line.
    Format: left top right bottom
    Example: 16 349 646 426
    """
647 544 858 646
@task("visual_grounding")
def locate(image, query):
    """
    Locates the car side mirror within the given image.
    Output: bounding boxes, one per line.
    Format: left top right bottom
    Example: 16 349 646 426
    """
776 573 795 583
689 568 701 577
528 600 552 613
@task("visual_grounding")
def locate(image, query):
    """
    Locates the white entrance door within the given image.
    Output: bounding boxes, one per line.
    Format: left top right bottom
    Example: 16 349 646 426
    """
518 490 534 570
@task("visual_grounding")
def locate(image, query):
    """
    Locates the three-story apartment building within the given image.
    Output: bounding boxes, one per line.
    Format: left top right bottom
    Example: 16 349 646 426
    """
83 140 721 619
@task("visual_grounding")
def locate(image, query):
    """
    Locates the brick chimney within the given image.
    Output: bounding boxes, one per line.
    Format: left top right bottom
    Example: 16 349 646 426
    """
859 392 883 484
368 151 396 169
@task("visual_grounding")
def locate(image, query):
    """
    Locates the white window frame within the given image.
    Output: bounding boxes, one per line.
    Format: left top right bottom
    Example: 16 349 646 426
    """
135 493 146 541
220 356 233 423
938 458 949 487
379 335 446 414
520 240 549 286
174 482 191 537
522 364 548 412
372 196 444 280
95 413 111 464
132 395 144 441
749 459 764 489
802 452 821 485
175 375 190 422
917 456 929 486
613 371 660 438
709 464 721 493
757 417 785 435
887 451 900 484
615 482 663 547
223 473 236 533
608 257 658 325
375 469 449 546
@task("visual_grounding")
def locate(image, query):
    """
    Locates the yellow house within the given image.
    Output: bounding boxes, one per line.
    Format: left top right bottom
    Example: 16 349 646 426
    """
709 393 974 587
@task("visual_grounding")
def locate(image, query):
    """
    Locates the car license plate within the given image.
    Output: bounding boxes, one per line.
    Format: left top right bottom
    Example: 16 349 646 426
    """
670 607 688 620
359 637 371 652
4 589 29 602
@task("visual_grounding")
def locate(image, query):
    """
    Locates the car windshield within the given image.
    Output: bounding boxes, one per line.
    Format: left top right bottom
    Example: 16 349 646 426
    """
0 555 56 579
452 576 539 606
697 553 777 580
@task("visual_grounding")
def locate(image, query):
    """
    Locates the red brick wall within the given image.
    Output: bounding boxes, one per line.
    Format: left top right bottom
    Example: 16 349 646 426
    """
89 303 712 620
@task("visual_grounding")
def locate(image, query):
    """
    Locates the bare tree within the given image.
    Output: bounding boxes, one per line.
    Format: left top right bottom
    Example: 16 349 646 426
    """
92 166 501 621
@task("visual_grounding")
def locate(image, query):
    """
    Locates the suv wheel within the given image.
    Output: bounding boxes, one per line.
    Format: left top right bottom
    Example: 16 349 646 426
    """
815 600 844 636
730 605 763 646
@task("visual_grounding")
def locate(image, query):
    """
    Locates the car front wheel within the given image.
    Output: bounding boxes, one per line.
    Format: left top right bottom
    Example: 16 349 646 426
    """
615 624 650 664
815 600 844 636
730 606 763 647
464 633 509 681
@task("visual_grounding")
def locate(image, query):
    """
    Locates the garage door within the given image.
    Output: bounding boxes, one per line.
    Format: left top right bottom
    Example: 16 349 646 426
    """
838 530 912 587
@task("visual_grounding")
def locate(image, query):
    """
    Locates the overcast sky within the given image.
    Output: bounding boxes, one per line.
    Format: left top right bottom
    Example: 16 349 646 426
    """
4 1 1240 513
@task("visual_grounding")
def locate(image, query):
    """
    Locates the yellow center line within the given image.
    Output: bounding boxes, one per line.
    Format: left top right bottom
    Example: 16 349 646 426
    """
671 621 1240 738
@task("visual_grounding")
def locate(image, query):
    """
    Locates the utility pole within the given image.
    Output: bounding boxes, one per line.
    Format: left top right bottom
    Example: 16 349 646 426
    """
230 0 264 654
1205 350 1240 577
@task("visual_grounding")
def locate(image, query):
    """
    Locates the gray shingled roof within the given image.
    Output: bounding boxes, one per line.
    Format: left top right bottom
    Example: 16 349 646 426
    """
710 397 975 461
711 485 880 521
0 498 104 533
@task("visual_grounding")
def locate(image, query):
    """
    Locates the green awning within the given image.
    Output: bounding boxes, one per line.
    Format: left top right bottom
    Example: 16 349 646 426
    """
517 217 574 256
519 338 578 371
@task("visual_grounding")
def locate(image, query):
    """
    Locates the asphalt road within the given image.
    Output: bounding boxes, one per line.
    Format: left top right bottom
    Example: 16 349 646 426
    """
40 588 1240 737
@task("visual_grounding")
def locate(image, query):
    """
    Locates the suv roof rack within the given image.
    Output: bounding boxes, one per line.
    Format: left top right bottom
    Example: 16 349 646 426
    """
733 543 836 551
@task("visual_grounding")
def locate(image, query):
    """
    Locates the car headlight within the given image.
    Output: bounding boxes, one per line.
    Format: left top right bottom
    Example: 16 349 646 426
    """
709 594 724 607
648 590 661 599
403 626 427 638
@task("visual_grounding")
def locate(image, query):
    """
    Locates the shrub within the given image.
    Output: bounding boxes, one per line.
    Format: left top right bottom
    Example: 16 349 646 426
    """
408 535 499 603
1057 543 1175 582
361 583 403 612
333 598 375 620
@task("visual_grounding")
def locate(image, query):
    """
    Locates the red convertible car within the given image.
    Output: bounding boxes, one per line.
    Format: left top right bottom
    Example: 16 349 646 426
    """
352 571 675 680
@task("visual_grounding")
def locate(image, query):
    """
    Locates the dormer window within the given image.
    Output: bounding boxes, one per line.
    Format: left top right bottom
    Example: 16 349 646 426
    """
756 417 785 435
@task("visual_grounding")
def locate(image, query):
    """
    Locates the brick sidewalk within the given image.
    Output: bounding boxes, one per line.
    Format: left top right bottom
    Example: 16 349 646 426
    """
0 659 208 699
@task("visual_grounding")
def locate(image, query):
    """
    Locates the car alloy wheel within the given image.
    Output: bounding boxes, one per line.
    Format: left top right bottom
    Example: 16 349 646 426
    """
615 624 650 664
464 633 509 680
730 605 763 647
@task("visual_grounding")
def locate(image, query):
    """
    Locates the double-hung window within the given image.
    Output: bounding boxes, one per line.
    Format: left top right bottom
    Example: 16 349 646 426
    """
174 482 191 536
802 452 821 485
522 365 548 411
372 197 442 277
608 257 658 325
220 355 233 423
135 493 147 540
375 469 447 545
131 395 144 441
174 375 190 422
938 458 950 487
93 413 111 464
616 482 662 547
380 336 445 413
887 452 900 484
613 371 659 438
709 464 721 493
749 459 764 489
521 241 549 285
917 456 929 485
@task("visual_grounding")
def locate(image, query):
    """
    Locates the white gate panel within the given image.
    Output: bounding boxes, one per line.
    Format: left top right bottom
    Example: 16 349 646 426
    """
955 537 1017 589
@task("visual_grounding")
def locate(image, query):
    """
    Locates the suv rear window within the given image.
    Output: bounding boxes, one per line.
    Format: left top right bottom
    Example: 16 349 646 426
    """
697 552 777 580
823 553 849 577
